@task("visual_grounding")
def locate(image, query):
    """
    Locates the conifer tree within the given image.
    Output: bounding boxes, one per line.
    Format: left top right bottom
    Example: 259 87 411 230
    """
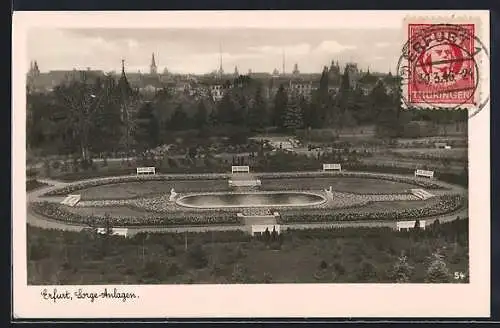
272 85 288 128
282 94 304 132
389 255 414 283
194 100 208 129
247 86 267 130
425 251 452 283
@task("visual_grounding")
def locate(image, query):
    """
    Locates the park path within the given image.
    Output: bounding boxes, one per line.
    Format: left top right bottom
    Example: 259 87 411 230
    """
25 171 468 235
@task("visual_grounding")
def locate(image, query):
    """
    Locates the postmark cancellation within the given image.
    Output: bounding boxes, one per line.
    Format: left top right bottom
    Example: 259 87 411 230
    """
399 16 489 115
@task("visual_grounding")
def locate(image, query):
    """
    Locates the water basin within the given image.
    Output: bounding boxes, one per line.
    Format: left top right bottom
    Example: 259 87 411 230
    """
175 191 326 209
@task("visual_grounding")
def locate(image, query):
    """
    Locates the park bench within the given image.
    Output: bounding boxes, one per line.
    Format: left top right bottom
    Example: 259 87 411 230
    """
136 167 156 175
323 163 341 172
414 169 434 179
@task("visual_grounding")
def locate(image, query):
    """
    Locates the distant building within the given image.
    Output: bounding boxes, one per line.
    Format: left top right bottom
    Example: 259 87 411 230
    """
345 62 360 89
288 79 314 101
26 61 105 93
328 60 342 85
210 84 225 101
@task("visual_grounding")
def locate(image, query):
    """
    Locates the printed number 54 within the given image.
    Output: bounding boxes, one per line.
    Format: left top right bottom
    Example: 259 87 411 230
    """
454 272 466 280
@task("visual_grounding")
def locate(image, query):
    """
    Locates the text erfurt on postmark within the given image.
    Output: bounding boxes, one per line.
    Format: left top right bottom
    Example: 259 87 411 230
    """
398 16 489 117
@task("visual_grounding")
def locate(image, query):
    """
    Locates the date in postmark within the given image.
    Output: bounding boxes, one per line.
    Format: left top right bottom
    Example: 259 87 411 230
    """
398 17 489 117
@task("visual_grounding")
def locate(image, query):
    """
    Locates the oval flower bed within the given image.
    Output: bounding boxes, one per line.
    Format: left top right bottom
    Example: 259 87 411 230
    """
42 171 448 197
29 193 464 228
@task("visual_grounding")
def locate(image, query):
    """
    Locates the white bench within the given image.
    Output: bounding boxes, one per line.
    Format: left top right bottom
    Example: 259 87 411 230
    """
136 167 156 175
396 220 426 231
232 165 250 174
97 227 129 237
323 163 341 172
414 169 434 179
228 179 262 187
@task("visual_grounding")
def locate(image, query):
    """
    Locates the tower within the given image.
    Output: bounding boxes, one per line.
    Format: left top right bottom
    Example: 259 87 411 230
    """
234 65 239 77
150 53 157 75
218 43 224 77
118 59 132 97
292 63 299 76
282 49 285 75
30 60 40 77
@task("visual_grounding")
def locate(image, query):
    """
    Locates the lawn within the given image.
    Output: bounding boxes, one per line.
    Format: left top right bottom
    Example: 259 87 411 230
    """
27 220 469 284
262 177 415 193
78 177 416 201
80 180 230 200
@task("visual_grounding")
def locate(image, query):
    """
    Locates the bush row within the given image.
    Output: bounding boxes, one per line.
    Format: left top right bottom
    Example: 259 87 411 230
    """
30 202 241 227
277 195 464 224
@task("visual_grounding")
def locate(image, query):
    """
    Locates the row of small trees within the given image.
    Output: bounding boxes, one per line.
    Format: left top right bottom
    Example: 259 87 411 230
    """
390 251 457 283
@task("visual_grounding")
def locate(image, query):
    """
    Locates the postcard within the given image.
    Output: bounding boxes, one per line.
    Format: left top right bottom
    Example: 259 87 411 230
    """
12 10 490 319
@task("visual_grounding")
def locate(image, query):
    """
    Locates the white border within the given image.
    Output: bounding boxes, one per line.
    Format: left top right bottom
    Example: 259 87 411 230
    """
12 11 490 319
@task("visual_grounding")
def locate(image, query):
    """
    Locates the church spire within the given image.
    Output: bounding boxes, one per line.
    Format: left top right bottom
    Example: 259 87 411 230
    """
282 49 285 75
118 59 132 95
150 53 157 75
218 42 224 77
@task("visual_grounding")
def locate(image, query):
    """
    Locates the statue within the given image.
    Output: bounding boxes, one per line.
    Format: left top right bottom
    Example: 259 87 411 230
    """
169 188 178 202
324 186 333 201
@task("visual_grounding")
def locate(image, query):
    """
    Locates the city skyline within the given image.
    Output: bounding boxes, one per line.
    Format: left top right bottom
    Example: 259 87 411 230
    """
27 28 403 75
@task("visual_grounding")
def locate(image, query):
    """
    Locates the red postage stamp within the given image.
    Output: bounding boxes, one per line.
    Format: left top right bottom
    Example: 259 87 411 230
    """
407 23 476 106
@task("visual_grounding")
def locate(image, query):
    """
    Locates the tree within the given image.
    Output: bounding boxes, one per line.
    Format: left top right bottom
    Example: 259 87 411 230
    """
282 94 304 132
263 228 271 243
319 66 330 96
271 226 278 241
194 100 208 129
272 85 288 128
52 80 108 162
233 94 248 126
340 67 351 92
90 76 125 153
207 109 218 127
216 93 235 125
371 80 400 138
247 86 267 130
414 219 421 230
104 213 113 236
134 102 160 150
231 263 251 283
425 251 452 283
168 104 190 130
389 255 414 283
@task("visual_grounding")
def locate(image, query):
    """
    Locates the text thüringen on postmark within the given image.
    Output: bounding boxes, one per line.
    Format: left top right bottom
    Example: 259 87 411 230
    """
398 17 489 118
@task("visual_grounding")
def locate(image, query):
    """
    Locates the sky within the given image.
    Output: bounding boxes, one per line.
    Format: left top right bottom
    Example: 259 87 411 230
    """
27 28 404 75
